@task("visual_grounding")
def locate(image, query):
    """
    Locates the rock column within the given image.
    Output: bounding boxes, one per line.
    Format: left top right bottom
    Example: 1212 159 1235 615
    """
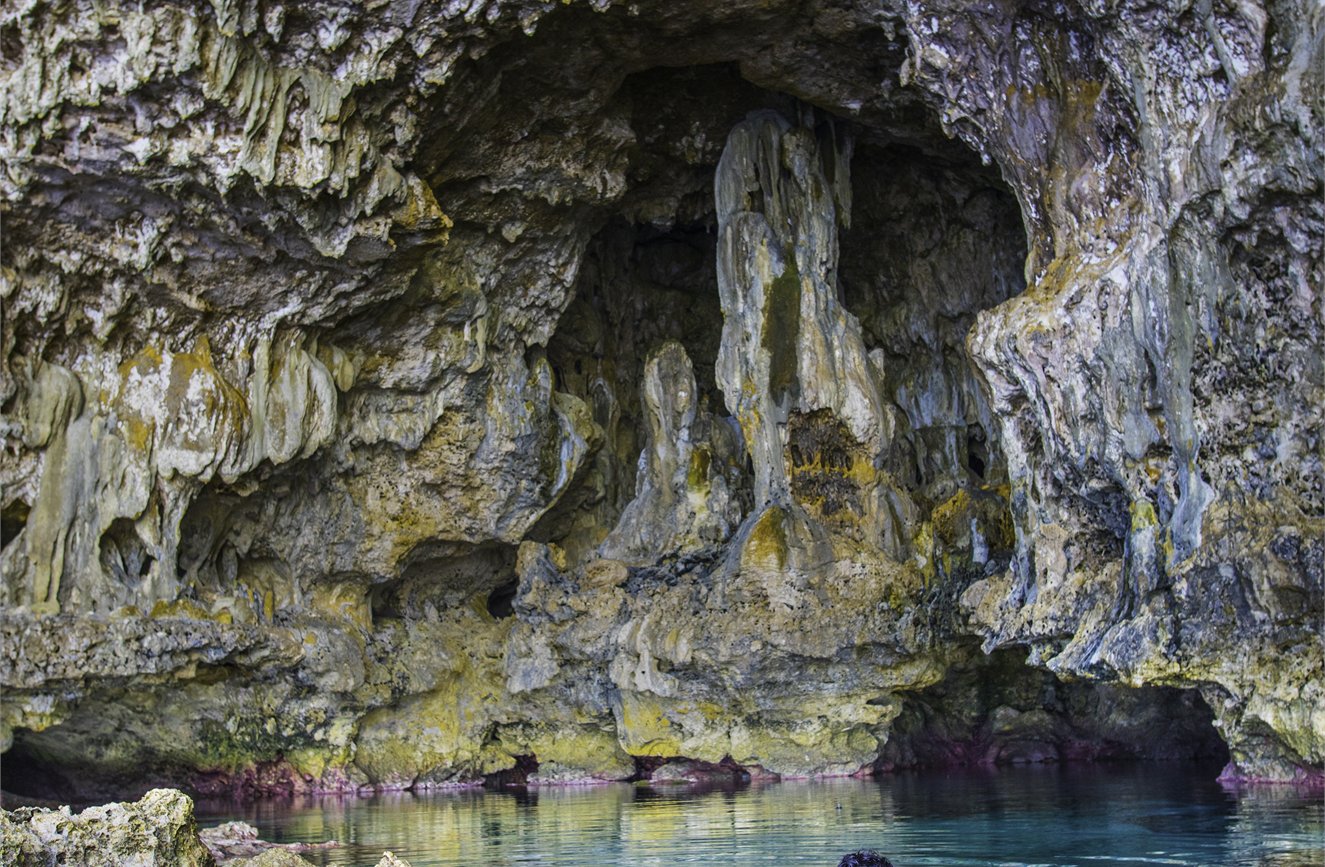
714 109 910 562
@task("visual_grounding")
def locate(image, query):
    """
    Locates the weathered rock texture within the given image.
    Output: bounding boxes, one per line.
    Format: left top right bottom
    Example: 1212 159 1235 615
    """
199 819 336 862
0 788 213 866
0 788 395 867
1 0 1320 795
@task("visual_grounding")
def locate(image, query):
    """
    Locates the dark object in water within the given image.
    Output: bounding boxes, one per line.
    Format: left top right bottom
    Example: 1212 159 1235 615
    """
838 851 895 867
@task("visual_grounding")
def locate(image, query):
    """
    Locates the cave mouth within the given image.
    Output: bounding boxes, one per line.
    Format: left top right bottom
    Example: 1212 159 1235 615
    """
878 649 1230 773
0 730 164 806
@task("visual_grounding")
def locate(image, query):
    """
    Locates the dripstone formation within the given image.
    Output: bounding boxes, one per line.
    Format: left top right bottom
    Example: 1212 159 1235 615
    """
1 0 1320 797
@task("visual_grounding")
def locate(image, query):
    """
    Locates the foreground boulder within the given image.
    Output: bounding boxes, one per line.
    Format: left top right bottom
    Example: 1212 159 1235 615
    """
1 789 410 867
227 852 317 867
0 788 213 867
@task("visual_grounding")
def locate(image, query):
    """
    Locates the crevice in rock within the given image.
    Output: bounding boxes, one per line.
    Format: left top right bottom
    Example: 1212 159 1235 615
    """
787 410 863 516
392 542 521 619
98 518 154 590
368 582 405 624
0 498 29 550
485 578 519 620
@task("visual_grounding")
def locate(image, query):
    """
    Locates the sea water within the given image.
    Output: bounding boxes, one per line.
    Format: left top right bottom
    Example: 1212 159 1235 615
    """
195 763 1323 866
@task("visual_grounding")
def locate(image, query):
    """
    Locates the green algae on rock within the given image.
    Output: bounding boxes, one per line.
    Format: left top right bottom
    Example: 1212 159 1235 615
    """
0 788 213 867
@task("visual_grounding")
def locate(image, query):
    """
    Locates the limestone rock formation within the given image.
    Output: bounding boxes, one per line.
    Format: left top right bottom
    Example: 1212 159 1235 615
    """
228 853 317 867
199 819 337 862
0 788 213 867
1 0 1320 795
0 789 395 867
597 340 745 562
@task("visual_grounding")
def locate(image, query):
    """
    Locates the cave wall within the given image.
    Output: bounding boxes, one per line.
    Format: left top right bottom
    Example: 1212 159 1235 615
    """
1 0 1320 794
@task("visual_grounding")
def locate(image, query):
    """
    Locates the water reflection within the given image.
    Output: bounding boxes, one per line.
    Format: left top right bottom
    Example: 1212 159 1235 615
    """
195 764 1323 867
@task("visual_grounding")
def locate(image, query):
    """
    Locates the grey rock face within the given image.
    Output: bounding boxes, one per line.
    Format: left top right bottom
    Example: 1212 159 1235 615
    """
1 0 1319 792
714 110 912 561
598 340 746 563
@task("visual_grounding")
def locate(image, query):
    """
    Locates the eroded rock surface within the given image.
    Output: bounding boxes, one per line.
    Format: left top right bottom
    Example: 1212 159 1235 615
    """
199 819 337 863
0 788 213 867
1 0 1320 794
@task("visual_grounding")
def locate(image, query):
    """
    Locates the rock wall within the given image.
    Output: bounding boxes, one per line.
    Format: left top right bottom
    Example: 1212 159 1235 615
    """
1 0 1320 795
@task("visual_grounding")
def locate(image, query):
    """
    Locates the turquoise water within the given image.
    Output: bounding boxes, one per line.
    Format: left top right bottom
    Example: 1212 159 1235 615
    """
195 764 1323 866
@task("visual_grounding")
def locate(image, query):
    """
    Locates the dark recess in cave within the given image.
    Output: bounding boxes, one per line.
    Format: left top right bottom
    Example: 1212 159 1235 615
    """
967 426 988 479
838 142 1028 511
0 738 84 805
876 649 1230 773
531 61 1031 564
98 517 154 588
0 498 28 550
484 753 539 788
368 581 404 622
486 578 519 619
530 216 735 552
394 542 521 618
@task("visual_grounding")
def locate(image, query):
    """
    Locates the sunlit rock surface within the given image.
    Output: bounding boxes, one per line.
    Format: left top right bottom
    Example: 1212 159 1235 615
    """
0 788 213 866
0 788 405 866
1 0 1320 795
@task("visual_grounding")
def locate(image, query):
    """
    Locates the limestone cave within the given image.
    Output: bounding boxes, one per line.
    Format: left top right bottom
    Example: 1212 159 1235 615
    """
0 0 1319 852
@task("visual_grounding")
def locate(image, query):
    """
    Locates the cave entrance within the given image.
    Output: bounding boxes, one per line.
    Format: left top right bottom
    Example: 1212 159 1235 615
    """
879 648 1230 771
1 736 84 803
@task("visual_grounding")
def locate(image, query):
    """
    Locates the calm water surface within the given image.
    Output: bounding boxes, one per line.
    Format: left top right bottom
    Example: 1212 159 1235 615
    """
196 764 1323 867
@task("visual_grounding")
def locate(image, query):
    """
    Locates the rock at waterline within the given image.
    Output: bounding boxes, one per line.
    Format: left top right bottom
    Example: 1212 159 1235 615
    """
199 818 337 862
225 848 415 867
0 788 212 867
0 788 411 867
227 851 319 867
